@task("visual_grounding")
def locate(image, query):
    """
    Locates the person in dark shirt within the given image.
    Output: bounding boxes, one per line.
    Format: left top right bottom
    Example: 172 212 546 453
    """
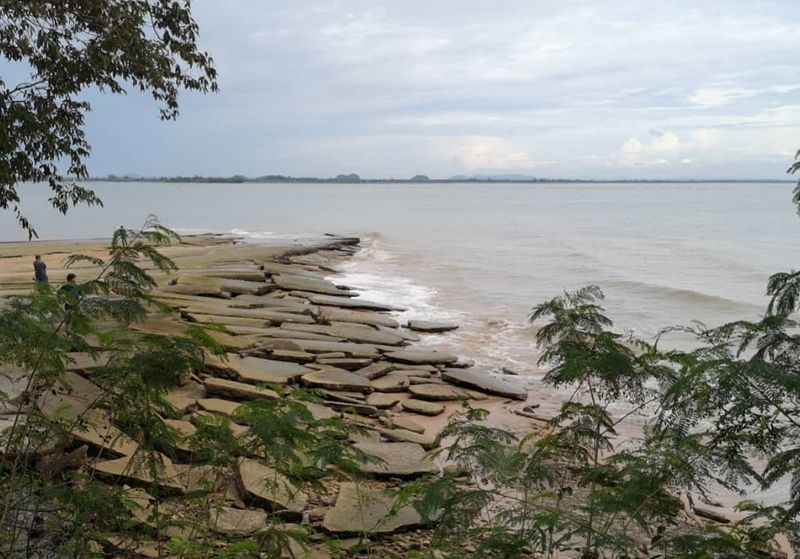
59 273 80 312
33 255 48 284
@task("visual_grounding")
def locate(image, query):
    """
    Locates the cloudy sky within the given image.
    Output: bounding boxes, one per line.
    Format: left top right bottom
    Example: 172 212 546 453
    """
84 1 800 180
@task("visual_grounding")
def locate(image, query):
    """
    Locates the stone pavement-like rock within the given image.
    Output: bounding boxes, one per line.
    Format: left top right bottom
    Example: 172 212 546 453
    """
319 307 399 329
442 368 528 401
226 354 311 385
272 274 355 297
91 453 184 493
304 294 405 312
273 339 380 358
301 369 373 393
401 399 445 416
198 398 242 417
238 458 307 513
210 506 268 535
389 415 427 434
164 380 206 415
353 441 437 477
316 358 373 371
385 349 458 365
204 377 279 401
370 372 411 393
367 393 403 409
408 383 469 401
323 483 424 534
407 320 459 333
283 323 406 346
378 427 438 449
354 361 395 380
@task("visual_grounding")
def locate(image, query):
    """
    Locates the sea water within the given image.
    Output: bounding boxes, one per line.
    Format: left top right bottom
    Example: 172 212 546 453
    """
6 180 794 370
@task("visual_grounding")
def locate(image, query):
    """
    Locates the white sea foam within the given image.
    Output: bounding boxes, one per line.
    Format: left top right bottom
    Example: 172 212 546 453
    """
331 270 467 325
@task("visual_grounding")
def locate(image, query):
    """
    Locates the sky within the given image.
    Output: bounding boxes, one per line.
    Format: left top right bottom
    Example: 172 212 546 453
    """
79 1 800 180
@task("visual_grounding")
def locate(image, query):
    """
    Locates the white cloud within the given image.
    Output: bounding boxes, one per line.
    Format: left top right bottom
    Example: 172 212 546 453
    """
689 88 753 108
618 130 719 167
454 137 537 171
82 1 800 179
689 84 800 108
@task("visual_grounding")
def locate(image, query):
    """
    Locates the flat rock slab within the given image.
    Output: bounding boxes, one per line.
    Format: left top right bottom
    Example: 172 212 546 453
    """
407 320 460 333
319 390 365 404
269 350 316 363
262 262 327 278
367 393 403 409
394 368 432 378
401 399 445 416
227 354 311 385
284 323 406 346
236 327 344 342
302 370 372 393
284 339 380 357
73 412 140 456
442 369 528 401
409 375 442 385
162 277 225 296
316 358 373 370
227 295 314 314
56 371 104 402
354 442 437 477
211 506 268 535
693 506 731 524
323 483 423 534
378 427 438 449
408 383 469 401
130 317 194 338
204 377 279 401
306 294 405 312
220 279 273 296
164 419 197 452
207 331 265 350
198 398 242 417
315 352 346 359
385 350 458 365
322 400 379 417
396 364 439 373
174 464 241 503
183 304 316 324
91 453 184 493
370 372 411 393
38 394 140 456
273 274 355 297
390 415 427 434
181 268 266 282
192 411 249 438
164 381 206 415
287 540 333 559
65 351 117 371
354 361 395 380
301 401 338 421
319 307 399 329
238 458 307 513
188 313 270 328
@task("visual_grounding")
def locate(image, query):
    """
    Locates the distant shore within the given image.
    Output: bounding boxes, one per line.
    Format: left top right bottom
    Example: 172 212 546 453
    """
83 175 795 185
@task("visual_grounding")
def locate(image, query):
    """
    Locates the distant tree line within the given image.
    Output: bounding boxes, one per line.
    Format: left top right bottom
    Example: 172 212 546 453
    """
88 174 794 185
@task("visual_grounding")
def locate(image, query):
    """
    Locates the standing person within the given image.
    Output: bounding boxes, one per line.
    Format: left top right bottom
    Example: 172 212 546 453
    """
59 273 80 312
33 255 48 284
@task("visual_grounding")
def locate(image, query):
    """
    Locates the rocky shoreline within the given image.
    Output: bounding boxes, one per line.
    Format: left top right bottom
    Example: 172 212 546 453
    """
0 233 744 557
0 233 539 558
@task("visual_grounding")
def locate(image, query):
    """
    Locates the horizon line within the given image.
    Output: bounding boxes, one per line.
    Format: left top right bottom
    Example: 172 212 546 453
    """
83 174 796 184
